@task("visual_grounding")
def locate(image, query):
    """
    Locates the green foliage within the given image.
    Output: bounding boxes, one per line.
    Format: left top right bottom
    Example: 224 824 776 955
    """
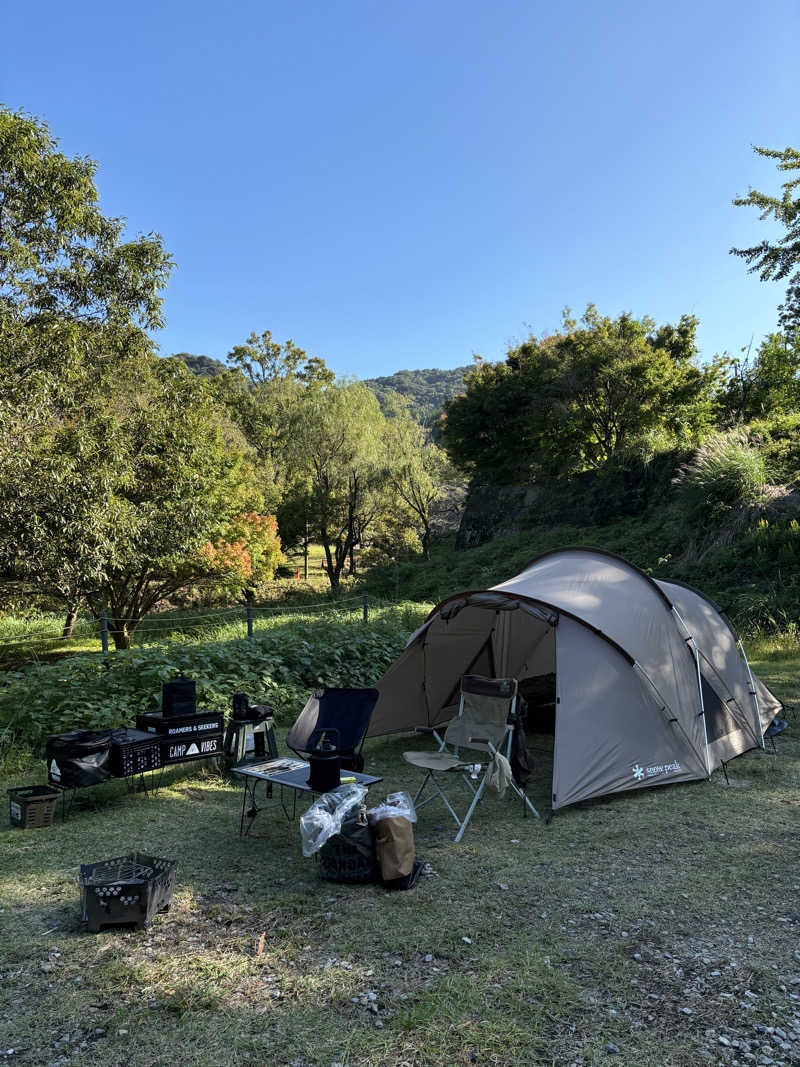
0 615 414 750
748 411 800 482
288 382 388 588
718 332 800 422
0 106 172 326
672 431 769 524
380 394 461 559
168 353 229 377
731 145 800 334
363 365 472 427
440 306 718 484
2 355 271 647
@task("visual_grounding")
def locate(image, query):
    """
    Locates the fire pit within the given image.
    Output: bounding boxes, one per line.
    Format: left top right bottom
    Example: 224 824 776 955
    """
79 852 177 932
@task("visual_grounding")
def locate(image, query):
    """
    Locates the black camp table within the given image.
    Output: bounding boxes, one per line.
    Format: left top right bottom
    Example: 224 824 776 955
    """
232 759 382 836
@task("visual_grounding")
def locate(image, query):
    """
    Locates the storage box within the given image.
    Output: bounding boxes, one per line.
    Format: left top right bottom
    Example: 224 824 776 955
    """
160 732 223 765
79 852 177 932
8 785 60 828
136 710 224 739
46 730 113 788
162 677 196 718
109 729 163 778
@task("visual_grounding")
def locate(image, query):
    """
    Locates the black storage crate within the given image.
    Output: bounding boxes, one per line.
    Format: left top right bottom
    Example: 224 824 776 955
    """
46 730 113 788
160 732 223 765
79 852 177 932
136 710 224 739
109 729 163 778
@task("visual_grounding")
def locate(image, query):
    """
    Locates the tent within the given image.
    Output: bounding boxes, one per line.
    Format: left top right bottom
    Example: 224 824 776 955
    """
368 547 783 811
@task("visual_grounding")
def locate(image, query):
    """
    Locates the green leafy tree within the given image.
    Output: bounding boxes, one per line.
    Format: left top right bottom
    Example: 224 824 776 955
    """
290 382 386 590
0 106 171 326
0 109 280 644
212 330 335 544
441 307 718 483
719 332 800 422
381 395 457 559
3 360 273 648
731 145 800 335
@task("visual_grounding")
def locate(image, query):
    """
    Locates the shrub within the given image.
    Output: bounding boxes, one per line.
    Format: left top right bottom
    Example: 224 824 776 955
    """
673 431 769 525
0 615 414 751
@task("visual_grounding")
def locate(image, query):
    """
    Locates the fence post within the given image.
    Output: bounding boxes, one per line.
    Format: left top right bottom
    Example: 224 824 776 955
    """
100 611 109 656
246 594 254 639
362 595 368 624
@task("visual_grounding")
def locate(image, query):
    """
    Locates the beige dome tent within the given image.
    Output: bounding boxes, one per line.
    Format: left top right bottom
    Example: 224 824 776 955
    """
368 548 782 811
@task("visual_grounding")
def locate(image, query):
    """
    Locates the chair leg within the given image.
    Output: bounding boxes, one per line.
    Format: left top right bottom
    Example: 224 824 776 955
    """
413 771 433 807
414 771 462 826
454 773 491 842
509 779 540 819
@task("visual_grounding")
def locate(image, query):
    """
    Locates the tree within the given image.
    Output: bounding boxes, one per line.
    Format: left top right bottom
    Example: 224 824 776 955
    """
731 145 800 335
440 307 718 484
2 360 278 647
0 107 171 329
718 332 800 422
0 110 283 644
381 395 456 559
212 329 335 547
198 512 283 600
290 382 386 590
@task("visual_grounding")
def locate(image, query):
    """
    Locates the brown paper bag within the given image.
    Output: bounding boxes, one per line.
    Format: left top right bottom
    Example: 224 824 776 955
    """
373 816 415 880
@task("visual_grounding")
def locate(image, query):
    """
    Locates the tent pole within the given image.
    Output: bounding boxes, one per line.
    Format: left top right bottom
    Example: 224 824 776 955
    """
672 607 712 778
737 638 765 750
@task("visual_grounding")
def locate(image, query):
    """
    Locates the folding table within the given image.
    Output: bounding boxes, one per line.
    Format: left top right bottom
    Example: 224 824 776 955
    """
233 758 382 835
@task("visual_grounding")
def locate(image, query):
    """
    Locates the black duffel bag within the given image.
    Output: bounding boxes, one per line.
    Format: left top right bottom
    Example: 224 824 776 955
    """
317 808 376 884
46 730 115 788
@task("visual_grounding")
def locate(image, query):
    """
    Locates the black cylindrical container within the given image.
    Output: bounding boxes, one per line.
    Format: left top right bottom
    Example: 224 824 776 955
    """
162 677 196 718
232 693 250 721
308 731 341 793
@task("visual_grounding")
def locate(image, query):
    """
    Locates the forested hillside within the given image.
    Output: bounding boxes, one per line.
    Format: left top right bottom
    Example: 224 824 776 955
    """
362 365 472 425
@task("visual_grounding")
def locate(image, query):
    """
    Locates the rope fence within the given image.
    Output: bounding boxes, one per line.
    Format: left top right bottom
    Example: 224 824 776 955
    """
0 593 418 658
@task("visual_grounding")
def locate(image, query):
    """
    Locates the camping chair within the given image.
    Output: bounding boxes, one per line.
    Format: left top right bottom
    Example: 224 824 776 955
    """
286 688 380 772
403 676 539 842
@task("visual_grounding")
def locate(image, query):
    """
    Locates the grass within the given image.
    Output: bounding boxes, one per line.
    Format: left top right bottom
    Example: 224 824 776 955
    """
0 594 402 672
1 640 798 1066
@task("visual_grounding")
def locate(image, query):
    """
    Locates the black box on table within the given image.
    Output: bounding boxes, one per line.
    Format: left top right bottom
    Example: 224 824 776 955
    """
162 677 196 718
136 710 224 739
108 729 163 778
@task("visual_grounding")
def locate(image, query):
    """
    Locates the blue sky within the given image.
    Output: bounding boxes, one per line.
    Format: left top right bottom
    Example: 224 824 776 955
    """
2 0 798 378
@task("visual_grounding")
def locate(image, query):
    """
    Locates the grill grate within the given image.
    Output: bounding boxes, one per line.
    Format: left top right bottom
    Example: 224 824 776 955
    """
79 851 177 931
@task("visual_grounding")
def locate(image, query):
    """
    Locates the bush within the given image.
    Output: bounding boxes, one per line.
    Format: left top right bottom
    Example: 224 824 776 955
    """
0 616 414 751
748 412 800 483
673 431 769 525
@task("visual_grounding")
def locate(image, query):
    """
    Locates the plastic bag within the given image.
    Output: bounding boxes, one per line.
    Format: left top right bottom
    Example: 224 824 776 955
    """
300 783 367 857
366 791 417 825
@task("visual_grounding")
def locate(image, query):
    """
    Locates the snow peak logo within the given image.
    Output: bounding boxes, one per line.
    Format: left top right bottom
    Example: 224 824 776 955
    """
632 760 681 781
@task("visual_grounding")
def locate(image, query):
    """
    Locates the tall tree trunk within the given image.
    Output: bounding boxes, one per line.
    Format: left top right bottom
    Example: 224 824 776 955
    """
421 522 431 561
62 606 79 638
110 617 134 650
